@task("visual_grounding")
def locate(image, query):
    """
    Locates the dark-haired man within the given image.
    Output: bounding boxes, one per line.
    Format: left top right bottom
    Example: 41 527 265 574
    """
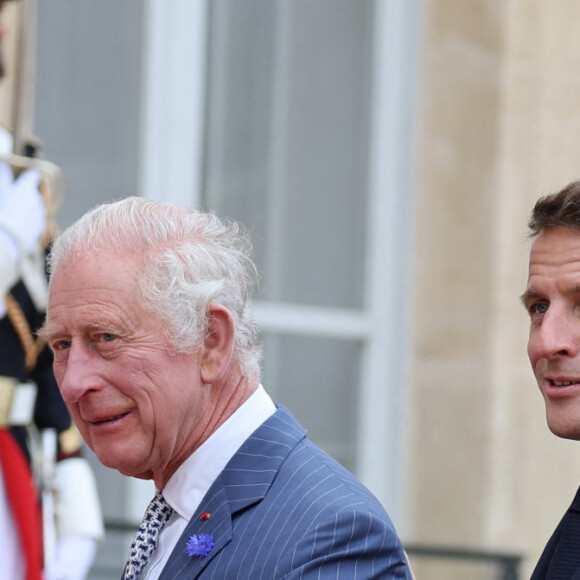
523 180 580 579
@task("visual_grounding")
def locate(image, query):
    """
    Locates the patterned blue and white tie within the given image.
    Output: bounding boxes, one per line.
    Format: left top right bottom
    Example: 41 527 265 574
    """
122 491 174 580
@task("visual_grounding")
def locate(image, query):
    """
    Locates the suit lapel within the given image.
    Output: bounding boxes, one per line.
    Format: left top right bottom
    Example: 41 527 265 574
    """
158 484 232 579
159 406 306 579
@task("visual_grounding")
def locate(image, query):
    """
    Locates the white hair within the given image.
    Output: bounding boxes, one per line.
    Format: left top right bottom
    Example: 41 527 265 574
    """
48 196 262 380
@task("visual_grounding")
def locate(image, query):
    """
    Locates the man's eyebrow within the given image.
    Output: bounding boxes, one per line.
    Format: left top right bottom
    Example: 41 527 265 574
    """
37 320 123 341
84 320 125 334
520 288 542 307
520 285 580 306
36 320 60 341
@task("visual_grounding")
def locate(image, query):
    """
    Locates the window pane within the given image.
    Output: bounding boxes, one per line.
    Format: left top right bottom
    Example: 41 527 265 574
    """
203 0 373 309
261 334 361 472
35 0 144 228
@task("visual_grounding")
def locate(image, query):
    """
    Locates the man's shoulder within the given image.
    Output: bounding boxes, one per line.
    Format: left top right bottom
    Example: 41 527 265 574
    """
233 407 408 577
279 432 392 519
245 405 393 522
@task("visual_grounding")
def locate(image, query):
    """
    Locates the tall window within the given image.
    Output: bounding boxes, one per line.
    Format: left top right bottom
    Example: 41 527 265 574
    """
202 0 375 470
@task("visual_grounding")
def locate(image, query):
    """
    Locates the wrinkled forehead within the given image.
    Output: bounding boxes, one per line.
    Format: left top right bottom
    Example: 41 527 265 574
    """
530 226 580 257
527 226 580 282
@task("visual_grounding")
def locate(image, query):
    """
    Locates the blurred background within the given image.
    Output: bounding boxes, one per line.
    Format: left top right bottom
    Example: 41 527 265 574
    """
3 0 580 578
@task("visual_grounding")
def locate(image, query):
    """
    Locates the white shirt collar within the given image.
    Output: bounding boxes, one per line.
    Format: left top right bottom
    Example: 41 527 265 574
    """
162 384 276 520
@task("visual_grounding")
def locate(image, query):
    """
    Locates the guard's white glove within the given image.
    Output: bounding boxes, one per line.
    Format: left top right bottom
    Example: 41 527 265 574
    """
0 160 45 257
0 160 45 317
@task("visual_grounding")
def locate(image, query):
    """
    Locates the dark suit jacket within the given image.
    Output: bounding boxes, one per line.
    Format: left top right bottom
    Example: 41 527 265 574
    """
158 405 411 579
531 485 580 579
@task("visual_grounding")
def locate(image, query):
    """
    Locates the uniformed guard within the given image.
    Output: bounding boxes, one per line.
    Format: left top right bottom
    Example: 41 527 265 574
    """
0 0 104 579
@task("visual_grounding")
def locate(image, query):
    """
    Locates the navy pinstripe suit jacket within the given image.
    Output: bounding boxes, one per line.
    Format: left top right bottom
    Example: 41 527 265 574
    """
157 405 411 579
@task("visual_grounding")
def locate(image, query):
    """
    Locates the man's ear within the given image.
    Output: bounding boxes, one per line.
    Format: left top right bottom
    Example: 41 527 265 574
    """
199 303 236 384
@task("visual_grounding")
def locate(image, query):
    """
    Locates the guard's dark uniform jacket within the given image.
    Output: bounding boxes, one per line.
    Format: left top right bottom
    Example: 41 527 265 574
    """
1 278 78 460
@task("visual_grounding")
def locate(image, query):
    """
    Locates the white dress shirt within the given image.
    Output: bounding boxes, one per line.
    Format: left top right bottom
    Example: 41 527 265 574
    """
142 385 276 579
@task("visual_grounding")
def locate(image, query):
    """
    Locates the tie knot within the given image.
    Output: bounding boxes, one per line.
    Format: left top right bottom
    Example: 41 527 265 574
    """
144 491 173 528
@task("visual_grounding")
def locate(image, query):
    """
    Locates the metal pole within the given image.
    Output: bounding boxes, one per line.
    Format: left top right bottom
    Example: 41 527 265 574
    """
11 0 37 155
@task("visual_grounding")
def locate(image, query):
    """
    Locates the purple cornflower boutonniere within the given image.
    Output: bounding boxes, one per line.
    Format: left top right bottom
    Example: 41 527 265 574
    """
186 533 215 558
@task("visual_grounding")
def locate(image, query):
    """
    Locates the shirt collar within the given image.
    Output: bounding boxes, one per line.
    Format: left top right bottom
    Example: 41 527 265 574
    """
163 384 276 520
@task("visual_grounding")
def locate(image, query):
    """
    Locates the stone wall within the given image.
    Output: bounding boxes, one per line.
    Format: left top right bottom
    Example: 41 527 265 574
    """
406 1 580 577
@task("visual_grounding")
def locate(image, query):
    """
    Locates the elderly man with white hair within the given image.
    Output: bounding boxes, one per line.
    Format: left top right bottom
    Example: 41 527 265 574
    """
43 196 414 580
